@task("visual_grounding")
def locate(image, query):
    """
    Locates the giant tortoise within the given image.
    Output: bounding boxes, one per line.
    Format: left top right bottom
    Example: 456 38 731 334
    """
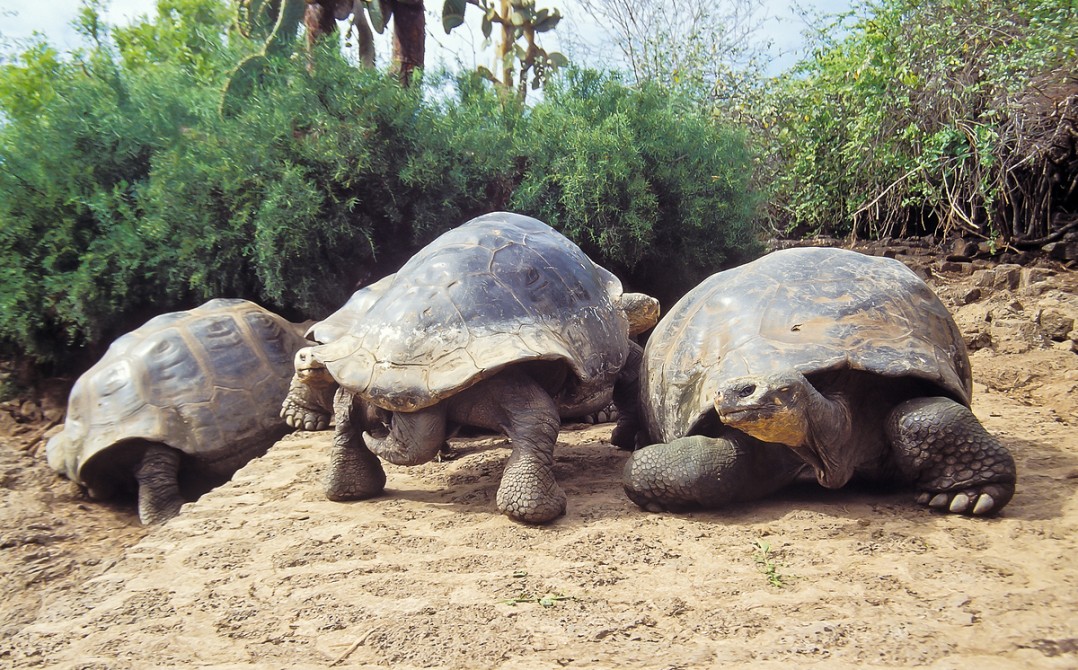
623 247 1017 516
302 212 657 524
46 298 310 524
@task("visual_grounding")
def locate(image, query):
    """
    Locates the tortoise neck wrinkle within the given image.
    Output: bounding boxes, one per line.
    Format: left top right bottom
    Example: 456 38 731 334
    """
805 388 856 487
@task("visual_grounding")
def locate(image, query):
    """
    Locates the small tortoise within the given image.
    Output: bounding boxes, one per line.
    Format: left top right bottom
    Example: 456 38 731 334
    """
624 247 1016 516
46 299 310 524
302 212 657 523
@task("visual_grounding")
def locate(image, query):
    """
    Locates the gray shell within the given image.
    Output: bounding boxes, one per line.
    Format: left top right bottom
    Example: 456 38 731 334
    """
312 212 631 412
306 273 395 345
46 299 309 490
642 247 972 442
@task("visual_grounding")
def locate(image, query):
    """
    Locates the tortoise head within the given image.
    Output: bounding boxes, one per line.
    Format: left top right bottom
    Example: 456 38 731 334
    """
617 292 660 337
293 347 335 388
714 372 813 448
714 371 857 489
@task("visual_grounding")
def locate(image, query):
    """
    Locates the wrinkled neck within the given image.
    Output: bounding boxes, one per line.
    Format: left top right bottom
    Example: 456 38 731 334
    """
801 388 856 489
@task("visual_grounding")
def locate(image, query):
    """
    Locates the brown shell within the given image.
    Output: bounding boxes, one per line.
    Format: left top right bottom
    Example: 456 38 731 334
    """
642 247 972 442
46 299 309 488
312 212 630 412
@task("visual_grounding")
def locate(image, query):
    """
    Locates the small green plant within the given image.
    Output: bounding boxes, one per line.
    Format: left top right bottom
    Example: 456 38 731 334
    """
752 540 786 588
501 593 574 607
500 569 574 607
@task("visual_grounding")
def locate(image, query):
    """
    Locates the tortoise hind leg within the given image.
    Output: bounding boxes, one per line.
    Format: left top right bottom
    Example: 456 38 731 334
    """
886 397 1016 516
623 434 806 512
135 443 185 525
449 369 565 524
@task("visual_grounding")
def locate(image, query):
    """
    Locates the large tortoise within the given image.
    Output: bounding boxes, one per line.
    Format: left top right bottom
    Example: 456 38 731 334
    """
46 298 310 524
280 271 653 431
623 247 1017 516
302 212 657 524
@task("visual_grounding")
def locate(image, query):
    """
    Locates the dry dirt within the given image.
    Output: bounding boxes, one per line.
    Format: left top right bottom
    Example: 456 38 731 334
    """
1 255 1076 670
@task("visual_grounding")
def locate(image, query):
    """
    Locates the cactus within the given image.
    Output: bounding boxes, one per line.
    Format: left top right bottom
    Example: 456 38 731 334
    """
221 0 306 117
235 0 278 40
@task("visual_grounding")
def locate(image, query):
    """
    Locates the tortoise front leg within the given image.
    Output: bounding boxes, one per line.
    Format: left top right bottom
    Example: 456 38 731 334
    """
623 434 806 512
610 340 644 451
886 396 1016 515
324 388 386 501
135 443 184 525
450 370 565 524
280 348 337 431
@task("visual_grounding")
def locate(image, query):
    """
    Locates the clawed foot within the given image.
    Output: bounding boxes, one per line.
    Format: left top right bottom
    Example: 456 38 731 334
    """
916 483 1012 516
281 399 331 431
324 442 386 501
496 461 566 524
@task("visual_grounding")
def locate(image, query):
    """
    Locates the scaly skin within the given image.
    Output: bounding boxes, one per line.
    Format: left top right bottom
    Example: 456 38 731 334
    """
325 388 387 501
352 368 566 524
609 341 645 451
280 348 337 431
135 444 185 525
887 397 1016 515
626 373 1017 516
623 434 806 512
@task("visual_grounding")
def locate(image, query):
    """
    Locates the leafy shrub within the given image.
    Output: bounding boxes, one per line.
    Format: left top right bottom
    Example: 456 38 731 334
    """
1 21 760 372
512 69 761 307
757 0 1077 242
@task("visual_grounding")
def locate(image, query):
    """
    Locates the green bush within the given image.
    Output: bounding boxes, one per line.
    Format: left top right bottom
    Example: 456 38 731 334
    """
757 0 1076 241
1 18 760 372
512 69 761 307
0 39 212 365
141 49 494 317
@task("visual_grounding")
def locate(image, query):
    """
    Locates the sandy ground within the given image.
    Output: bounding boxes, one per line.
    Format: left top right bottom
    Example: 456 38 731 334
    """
1 259 1075 669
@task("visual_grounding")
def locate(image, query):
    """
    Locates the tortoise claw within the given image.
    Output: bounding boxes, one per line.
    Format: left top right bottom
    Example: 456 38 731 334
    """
929 493 950 509
972 494 996 516
948 493 971 513
919 489 1003 516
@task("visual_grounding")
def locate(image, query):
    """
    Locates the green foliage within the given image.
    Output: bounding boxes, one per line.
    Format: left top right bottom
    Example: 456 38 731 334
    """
511 69 761 305
112 0 235 81
757 0 1077 241
0 7 759 372
752 540 787 588
145 47 495 316
221 0 306 116
0 29 216 365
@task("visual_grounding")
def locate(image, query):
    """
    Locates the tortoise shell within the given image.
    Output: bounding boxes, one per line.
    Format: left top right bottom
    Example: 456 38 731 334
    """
306 273 395 345
311 212 631 412
642 247 972 442
46 299 309 493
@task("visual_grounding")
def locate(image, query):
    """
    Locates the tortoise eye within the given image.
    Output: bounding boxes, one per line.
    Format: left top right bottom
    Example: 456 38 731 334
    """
737 384 756 398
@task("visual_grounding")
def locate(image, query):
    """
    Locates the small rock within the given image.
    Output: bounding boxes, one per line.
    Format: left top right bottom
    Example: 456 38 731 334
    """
965 331 992 351
1038 308 1075 341
958 287 982 305
994 264 1023 290
940 261 973 275
948 237 978 261
18 401 43 423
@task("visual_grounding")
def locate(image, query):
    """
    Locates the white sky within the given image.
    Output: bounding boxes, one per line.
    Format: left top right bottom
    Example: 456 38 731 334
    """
0 0 853 74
